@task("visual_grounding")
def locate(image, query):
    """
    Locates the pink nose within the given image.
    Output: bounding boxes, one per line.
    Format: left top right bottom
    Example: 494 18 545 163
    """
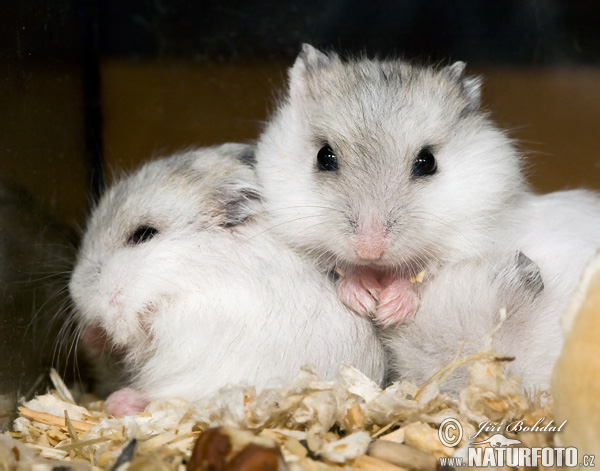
355 233 386 260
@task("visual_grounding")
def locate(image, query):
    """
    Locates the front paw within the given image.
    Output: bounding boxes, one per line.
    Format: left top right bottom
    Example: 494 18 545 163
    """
376 277 419 326
105 388 148 417
336 268 382 316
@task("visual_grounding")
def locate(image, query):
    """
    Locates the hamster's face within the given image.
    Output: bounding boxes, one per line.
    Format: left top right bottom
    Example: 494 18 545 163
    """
256 46 525 273
69 144 259 347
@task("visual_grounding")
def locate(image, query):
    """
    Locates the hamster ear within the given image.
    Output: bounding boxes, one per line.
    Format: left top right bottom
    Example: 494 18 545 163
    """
213 145 261 227
289 44 340 102
297 43 335 69
492 251 544 318
216 143 256 167
513 251 544 297
220 181 261 228
444 61 466 81
499 251 544 298
443 61 482 113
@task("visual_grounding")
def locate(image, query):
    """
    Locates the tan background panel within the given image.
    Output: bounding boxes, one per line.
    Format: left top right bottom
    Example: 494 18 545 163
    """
101 62 600 195
101 62 286 179
482 68 600 192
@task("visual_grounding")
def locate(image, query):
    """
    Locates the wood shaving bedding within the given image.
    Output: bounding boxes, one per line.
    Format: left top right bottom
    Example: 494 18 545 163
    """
4 350 554 471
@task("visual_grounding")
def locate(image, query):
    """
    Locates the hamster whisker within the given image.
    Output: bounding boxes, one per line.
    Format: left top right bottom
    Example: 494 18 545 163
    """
266 203 342 213
295 234 350 270
65 323 82 372
285 219 334 246
242 213 328 242
52 309 80 379
407 248 442 273
407 210 480 252
26 286 72 351
317 250 346 272
13 269 73 284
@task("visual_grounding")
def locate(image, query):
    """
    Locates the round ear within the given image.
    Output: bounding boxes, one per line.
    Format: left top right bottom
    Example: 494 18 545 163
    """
513 251 544 297
443 61 482 113
218 142 256 168
218 178 262 228
496 250 545 299
212 144 262 227
288 43 340 103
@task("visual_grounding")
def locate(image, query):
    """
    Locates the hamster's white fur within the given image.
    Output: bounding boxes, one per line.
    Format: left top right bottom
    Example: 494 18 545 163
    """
387 192 600 395
509 190 600 315
385 252 559 394
255 44 600 349
69 144 384 408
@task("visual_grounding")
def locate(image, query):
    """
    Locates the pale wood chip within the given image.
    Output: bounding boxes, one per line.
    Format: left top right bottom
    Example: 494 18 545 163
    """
56 432 122 452
18 407 94 433
49 368 75 404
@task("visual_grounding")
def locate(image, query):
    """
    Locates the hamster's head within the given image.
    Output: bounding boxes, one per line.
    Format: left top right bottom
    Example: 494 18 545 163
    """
256 44 527 274
69 144 260 348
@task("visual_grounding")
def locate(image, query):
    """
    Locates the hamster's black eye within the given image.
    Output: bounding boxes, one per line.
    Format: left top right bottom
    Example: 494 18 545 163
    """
412 148 437 177
317 145 338 171
127 225 159 245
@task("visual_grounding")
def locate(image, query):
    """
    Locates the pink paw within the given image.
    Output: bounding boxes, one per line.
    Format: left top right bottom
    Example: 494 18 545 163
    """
375 277 419 326
337 268 382 316
105 388 147 417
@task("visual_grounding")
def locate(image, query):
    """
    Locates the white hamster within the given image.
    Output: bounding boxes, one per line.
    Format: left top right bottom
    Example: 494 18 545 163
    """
385 251 558 395
69 143 385 415
255 44 527 324
255 44 600 329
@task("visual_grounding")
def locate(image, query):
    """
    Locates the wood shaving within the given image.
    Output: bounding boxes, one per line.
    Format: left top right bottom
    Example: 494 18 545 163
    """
5 351 554 470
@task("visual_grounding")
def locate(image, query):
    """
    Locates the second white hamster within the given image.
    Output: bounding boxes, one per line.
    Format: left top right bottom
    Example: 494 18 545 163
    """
385 251 559 395
69 143 385 416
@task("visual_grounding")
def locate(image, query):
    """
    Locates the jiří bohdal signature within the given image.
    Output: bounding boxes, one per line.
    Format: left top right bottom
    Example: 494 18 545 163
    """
470 417 566 441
